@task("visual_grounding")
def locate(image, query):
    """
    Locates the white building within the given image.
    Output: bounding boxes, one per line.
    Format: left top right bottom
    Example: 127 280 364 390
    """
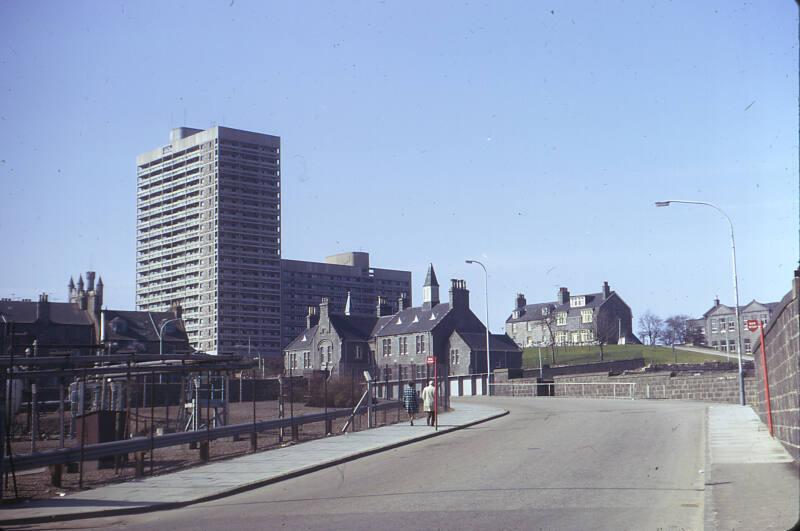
136 126 281 356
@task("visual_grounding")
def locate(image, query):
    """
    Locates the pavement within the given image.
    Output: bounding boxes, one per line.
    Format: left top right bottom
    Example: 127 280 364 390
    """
704 404 799 530
0 401 507 527
675 344 755 362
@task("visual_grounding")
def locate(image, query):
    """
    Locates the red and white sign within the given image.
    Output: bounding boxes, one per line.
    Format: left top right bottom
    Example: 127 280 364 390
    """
426 356 436 365
746 319 760 332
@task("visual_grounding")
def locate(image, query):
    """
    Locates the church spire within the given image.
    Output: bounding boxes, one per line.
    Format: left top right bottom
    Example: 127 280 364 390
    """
344 291 352 316
422 264 440 310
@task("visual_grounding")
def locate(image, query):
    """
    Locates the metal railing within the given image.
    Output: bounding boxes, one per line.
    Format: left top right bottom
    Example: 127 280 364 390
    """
4 400 401 472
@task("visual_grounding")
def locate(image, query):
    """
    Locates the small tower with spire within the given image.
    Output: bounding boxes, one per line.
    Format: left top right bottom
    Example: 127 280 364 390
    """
344 291 352 316
422 263 440 310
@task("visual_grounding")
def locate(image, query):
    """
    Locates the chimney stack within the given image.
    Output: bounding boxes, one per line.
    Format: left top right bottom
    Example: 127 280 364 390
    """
515 293 527 312
558 287 570 305
449 279 470 310
602 281 610 300
714 297 720 308
307 306 320 328
398 293 408 312
36 293 50 323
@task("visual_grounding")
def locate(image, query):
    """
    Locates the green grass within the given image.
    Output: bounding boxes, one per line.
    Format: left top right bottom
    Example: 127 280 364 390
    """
522 344 725 370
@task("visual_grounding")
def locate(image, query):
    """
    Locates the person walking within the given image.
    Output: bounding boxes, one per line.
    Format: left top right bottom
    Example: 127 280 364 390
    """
402 381 418 426
421 380 436 426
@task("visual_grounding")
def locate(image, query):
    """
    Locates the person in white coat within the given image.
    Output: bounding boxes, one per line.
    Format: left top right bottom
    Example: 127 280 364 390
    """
421 380 436 426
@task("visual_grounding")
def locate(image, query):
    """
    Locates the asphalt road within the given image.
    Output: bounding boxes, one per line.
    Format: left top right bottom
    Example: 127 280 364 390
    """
24 397 708 531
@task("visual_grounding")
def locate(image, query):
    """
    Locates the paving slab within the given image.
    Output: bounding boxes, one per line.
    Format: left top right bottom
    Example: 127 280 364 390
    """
704 404 799 530
0 402 506 526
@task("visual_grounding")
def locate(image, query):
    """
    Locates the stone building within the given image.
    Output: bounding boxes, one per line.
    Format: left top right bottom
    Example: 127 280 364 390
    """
0 271 191 356
687 297 779 354
505 282 639 348
284 265 521 378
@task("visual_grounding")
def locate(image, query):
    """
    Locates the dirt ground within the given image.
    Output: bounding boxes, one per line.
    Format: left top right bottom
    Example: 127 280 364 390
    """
3 400 403 502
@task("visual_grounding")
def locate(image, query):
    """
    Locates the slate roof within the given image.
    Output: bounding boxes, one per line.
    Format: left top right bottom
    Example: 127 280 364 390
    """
699 299 780 319
103 310 187 344
506 292 608 324
0 300 93 325
373 302 452 337
329 314 377 341
423 264 438 287
454 332 521 352
285 325 318 351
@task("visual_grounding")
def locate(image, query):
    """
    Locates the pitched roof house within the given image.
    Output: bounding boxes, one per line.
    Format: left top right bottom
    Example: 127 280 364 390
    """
284 265 521 378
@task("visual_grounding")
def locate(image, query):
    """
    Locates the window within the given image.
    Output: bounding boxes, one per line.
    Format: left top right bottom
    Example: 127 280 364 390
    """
570 331 579 344
399 337 408 356
585 329 594 342
711 319 718 333
512 323 518 333
744 338 751 353
450 349 460 365
526 321 533 332
303 351 310 368
526 336 533 347
382 338 391 356
416 335 425 354
541 307 549 316
581 309 593 323
711 340 719 349
355 345 363 360
326 345 332 364
290 352 297 369
556 312 567 326
570 296 585 307
727 320 734 332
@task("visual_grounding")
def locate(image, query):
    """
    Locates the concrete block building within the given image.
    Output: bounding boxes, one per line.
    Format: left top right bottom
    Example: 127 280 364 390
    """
284 264 521 378
280 252 411 349
136 126 281 357
505 282 638 348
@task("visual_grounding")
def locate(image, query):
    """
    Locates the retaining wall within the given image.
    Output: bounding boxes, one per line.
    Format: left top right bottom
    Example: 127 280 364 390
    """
751 276 800 460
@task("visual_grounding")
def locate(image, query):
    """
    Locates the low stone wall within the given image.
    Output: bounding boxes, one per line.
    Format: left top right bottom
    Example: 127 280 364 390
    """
552 371 757 403
751 276 800 460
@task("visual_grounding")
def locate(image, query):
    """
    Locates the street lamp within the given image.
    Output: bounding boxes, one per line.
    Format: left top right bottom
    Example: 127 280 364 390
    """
158 318 182 356
465 259 491 396
655 199 746 405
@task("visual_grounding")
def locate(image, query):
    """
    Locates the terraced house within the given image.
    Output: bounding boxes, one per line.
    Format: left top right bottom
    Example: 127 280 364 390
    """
505 282 639 348
284 265 521 378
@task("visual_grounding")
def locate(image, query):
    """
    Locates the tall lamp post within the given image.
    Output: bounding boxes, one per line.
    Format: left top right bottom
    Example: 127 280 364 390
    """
465 259 491 396
158 318 182 357
655 200 745 405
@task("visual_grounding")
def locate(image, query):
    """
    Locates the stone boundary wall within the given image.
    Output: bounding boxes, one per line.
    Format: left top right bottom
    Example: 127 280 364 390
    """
552 371 757 404
751 276 799 460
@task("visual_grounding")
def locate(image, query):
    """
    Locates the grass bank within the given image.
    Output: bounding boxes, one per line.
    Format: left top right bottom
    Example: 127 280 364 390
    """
522 344 724 369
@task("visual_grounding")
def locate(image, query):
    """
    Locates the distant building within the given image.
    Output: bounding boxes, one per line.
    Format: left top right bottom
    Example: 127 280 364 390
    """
0 271 191 356
280 252 412 349
284 264 521 378
505 282 639 348
136 126 281 357
687 298 779 354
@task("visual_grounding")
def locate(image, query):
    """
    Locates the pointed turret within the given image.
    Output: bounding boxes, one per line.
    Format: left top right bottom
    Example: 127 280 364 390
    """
97 276 104 293
77 274 85 292
344 291 352 316
68 276 75 290
422 264 440 310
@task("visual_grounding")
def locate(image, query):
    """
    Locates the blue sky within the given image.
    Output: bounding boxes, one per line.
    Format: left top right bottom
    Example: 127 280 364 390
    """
0 1 797 333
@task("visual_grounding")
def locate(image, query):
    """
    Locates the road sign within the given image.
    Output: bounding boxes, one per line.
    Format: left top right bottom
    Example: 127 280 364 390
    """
746 319 760 332
426 356 435 365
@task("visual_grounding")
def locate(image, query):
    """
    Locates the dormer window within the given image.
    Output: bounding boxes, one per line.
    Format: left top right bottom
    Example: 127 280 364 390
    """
512 310 520 319
541 307 550 316
413 315 419 323
570 296 586 308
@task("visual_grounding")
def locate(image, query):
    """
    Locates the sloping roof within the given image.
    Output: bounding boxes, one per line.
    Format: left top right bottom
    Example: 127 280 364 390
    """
0 300 93 325
329 314 377 341
373 302 452 336
455 332 522 352
423 264 438 287
285 325 319 351
506 292 608 323
103 310 185 343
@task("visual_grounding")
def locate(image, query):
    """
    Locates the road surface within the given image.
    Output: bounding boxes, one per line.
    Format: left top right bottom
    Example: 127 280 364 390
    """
21 397 710 530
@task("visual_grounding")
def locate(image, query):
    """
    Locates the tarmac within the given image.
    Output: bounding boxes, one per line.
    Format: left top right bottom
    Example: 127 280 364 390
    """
0 401 507 526
0 399 797 529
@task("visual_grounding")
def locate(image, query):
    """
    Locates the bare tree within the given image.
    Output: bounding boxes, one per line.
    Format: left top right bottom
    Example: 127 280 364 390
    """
637 311 663 346
663 315 690 346
685 322 706 346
